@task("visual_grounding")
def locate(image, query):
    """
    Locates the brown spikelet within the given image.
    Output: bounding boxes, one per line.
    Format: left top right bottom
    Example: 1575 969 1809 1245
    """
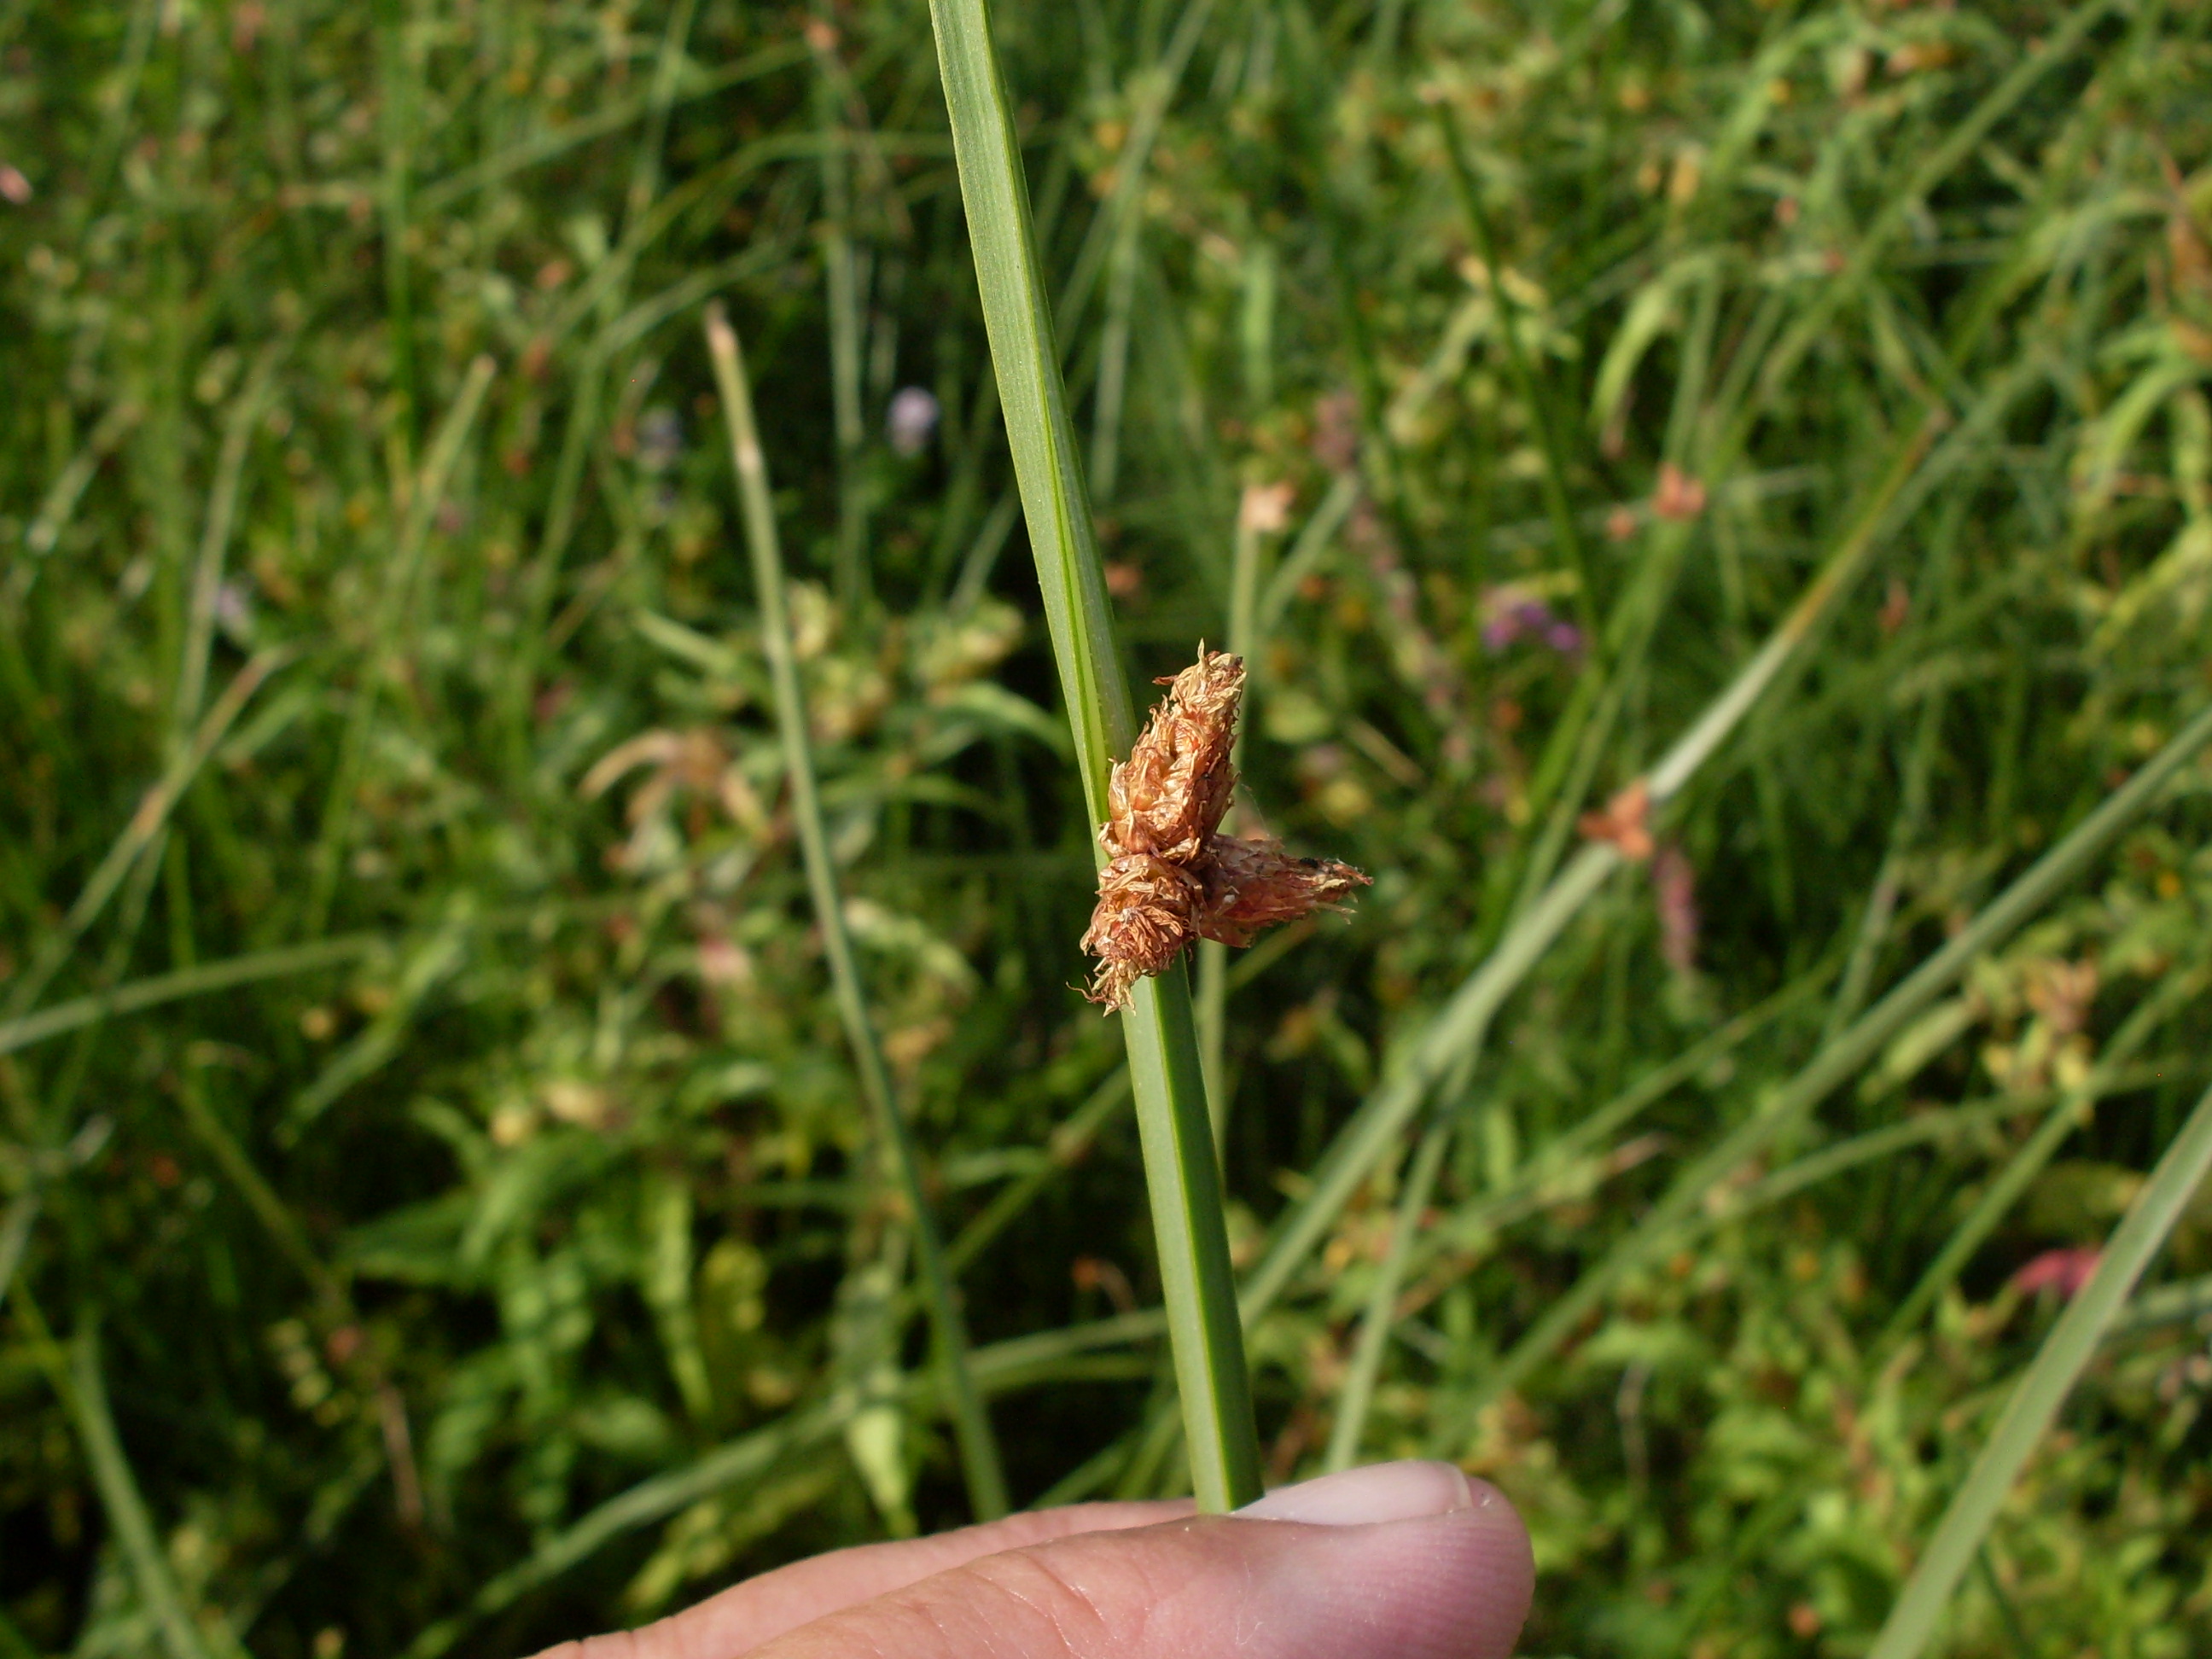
1103 647 1243 864
1080 853 1204 1010
1197 835 1371 948
1082 646 1369 1011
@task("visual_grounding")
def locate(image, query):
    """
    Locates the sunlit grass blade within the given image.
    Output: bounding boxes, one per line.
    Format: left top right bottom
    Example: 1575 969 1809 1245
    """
926 0 1261 1511
704 303 1008 1522
1867 1070 2212 1659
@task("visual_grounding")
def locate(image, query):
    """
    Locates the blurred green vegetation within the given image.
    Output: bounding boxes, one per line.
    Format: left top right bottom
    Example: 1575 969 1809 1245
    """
4 0 2212 1655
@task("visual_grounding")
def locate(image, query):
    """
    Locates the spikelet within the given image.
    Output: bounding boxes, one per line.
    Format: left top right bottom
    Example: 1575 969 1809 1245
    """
1196 835 1370 949
1081 646 1370 1010
1101 647 1243 864
1079 853 1205 1012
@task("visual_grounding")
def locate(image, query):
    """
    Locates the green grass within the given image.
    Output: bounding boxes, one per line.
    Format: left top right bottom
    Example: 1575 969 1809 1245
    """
4 2 2212 1656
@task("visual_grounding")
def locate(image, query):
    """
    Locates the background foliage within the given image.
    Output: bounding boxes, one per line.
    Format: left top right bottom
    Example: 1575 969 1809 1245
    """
5 0 2212 1655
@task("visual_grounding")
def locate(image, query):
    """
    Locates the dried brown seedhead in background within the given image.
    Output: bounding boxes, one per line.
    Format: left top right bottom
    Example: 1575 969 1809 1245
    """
1081 646 1371 1011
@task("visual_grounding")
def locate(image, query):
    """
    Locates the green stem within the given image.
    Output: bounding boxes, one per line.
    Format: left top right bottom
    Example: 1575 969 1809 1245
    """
706 305 1007 1522
925 0 1260 1511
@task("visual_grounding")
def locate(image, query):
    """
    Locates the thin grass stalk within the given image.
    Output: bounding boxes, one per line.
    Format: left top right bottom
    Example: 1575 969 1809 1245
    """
375 0 422 441
1824 690 1945 1044
704 304 1007 1522
1877 966 2207 1349
0 936 377 1059
305 354 497 933
0 1195 36 1314
1055 0 1218 343
1711 1068 2169 1229
1474 698 2212 1413
621 0 700 229
16 1304 233 1659
926 0 1261 1511
18 400 140 571
812 19 870 607
414 44 808 212
1197 489 1273 1148
1256 472 1359 642
2 648 289 1027
1324 1113 1451 1470
1866 1069 2212 1659
174 341 284 736
1433 98 1592 637
1087 217 1139 504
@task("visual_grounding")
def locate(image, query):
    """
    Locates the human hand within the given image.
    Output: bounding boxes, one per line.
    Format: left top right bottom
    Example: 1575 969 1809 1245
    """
535 1459 1533 1659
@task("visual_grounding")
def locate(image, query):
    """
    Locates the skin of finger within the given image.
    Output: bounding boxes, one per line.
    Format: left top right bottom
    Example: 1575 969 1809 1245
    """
529 1501 1192 1659
745 1505 1534 1659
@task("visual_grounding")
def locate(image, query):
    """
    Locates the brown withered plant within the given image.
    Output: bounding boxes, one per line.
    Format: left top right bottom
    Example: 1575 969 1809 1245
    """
1081 647 1371 1010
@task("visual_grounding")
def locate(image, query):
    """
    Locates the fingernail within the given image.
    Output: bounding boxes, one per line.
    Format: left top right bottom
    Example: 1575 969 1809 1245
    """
1234 1460 1487 1526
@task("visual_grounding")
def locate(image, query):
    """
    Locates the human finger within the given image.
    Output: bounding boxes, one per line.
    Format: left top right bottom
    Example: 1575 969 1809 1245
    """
529 1499 1192 1659
752 1460 1533 1659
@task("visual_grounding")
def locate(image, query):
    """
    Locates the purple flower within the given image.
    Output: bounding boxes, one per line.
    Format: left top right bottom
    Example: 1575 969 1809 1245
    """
886 387 940 457
1481 586 1581 656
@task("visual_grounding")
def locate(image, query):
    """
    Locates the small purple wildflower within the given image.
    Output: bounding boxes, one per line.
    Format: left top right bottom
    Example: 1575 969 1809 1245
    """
1481 585 1582 656
886 387 940 457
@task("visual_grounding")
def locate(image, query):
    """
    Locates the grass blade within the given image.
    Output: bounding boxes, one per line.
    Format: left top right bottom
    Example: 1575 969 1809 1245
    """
1324 1115 1451 1472
2 648 291 1026
925 0 1261 1511
1867 1071 2212 1659
303 353 498 933
705 305 1007 1522
17 1307 235 1659
0 936 380 1058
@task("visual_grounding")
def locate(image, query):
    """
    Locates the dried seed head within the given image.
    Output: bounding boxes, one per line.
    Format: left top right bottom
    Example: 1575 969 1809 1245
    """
1080 853 1204 1010
1103 646 1243 864
1081 647 1370 1011
1197 835 1371 948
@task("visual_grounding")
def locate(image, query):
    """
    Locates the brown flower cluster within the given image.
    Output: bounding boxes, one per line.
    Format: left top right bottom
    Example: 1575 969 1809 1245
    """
1080 647 1371 1011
